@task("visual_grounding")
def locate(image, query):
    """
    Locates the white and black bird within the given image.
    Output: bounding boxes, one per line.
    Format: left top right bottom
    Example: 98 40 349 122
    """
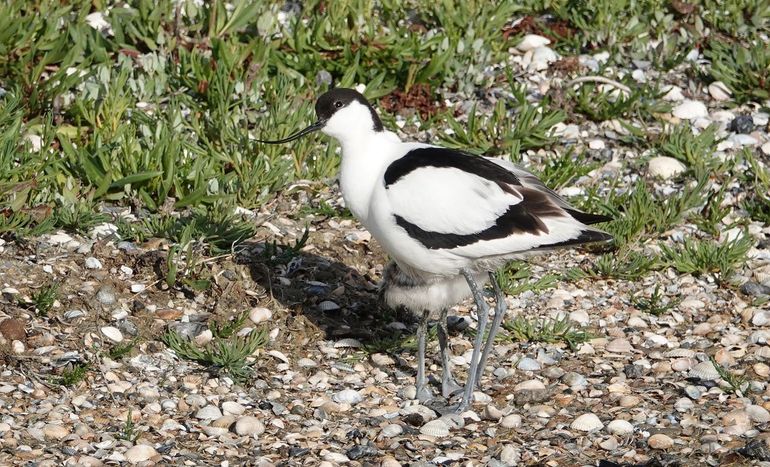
258 88 612 412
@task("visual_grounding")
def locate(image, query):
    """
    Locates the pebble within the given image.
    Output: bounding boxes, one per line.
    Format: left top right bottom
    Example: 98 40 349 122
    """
730 115 754 134
672 100 708 120
124 445 158 464
333 389 362 404
571 413 603 432
379 424 403 438
648 433 674 449
516 357 540 371
499 445 520 465
741 282 770 297
0 318 26 341
130 284 145 293
234 416 265 436
752 310 770 326
482 404 503 421
600 437 619 450
84 257 102 269
648 156 686 179
605 338 633 353
96 286 116 305
222 401 246 415
11 340 25 353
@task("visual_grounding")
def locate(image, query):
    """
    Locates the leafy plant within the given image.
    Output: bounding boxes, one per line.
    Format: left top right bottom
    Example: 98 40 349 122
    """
661 235 753 282
162 327 268 382
631 284 680 316
502 315 591 350
29 281 61 316
709 356 748 394
55 363 89 387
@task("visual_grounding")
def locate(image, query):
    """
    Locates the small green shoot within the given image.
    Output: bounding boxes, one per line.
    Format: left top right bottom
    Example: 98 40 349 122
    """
497 262 559 296
502 315 591 350
631 284 680 316
118 409 141 443
107 339 138 361
261 227 310 266
55 363 89 387
709 356 748 395
29 281 61 316
210 310 250 339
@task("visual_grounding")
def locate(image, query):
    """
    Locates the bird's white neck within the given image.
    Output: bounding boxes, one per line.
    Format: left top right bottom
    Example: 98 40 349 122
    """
336 130 402 223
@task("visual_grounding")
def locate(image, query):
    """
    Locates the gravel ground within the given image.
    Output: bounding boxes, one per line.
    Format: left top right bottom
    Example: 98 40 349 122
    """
2 38 770 466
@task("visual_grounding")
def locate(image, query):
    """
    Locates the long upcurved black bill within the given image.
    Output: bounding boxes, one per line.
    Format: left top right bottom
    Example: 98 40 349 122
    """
256 120 325 144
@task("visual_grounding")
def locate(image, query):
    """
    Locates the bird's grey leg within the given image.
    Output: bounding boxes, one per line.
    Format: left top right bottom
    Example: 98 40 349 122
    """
437 307 462 398
415 309 433 403
475 271 507 387
457 268 490 413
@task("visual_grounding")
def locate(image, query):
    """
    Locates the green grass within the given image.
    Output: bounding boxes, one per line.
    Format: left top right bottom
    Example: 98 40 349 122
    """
709 356 748 395
55 363 89 387
163 326 268 383
502 315 591 350
661 235 753 283
27 281 61 317
631 285 680 316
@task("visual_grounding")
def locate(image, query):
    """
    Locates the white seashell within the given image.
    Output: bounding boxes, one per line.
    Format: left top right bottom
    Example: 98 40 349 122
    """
605 338 633 353
746 405 770 423
517 34 550 52
752 310 770 326
516 357 541 371
648 433 674 449
708 81 732 101
648 156 686 180
662 85 684 102
688 361 720 381
671 358 695 372
334 338 363 348
332 389 362 405
267 350 289 363
672 100 708 120
84 257 102 269
664 348 696 358
606 419 634 436
439 413 465 429
529 46 559 71
570 413 604 432
101 326 123 343
64 310 86 320
501 414 522 429
401 404 437 422
194 329 212 346
514 379 546 391
420 419 450 437
379 423 403 438
318 300 340 311
249 307 272 324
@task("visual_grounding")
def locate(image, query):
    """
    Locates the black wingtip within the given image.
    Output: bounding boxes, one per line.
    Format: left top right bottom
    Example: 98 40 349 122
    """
539 229 614 249
566 209 613 225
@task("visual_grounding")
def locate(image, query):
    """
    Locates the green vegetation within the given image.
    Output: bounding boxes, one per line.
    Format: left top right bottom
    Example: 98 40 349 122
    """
28 281 61 317
163 326 268 383
55 363 89 387
502 315 591 350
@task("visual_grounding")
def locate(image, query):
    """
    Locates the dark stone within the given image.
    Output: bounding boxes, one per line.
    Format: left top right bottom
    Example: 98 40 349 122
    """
624 364 647 378
729 115 754 134
738 439 770 461
346 444 379 460
288 447 309 458
403 412 424 426
740 281 770 297
346 428 364 440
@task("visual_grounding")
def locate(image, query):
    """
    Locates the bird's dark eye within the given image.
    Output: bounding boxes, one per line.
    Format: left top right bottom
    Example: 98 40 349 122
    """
334 101 343 108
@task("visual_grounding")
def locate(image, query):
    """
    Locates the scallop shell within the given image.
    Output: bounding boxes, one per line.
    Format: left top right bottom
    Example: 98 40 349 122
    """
664 348 696 358
671 358 696 372
605 338 633 353
420 419 450 437
606 419 634 436
570 413 604 432
379 424 403 438
438 413 464 429
688 361 720 380
318 300 340 311
334 338 363 348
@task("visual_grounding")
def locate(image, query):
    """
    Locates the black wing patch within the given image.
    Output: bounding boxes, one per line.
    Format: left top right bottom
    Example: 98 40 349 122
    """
384 147 521 187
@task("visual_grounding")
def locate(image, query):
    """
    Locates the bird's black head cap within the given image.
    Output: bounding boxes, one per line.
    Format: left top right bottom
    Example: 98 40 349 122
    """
315 88 383 132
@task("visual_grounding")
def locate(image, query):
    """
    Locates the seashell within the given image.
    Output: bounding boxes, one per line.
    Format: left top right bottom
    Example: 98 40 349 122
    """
402 404 437 422
618 395 641 408
648 156 686 180
688 361 720 381
63 310 86 320
249 307 272 324
267 350 289 363
648 433 674 449
606 419 634 436
100 326 123 343
194 329 212 346
318 300 340 311
516 357 541 371
517 34 550 52
570 413 604 432
708 81 732 101
439 413 464 429
664 348 695 358
332 389 362 405
672 100 708 120
514 379 546 391
334 338 363 348
671 358 695 372
605 338 633 353
746 405 770 423
379 423 403 438
420 419 450 437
